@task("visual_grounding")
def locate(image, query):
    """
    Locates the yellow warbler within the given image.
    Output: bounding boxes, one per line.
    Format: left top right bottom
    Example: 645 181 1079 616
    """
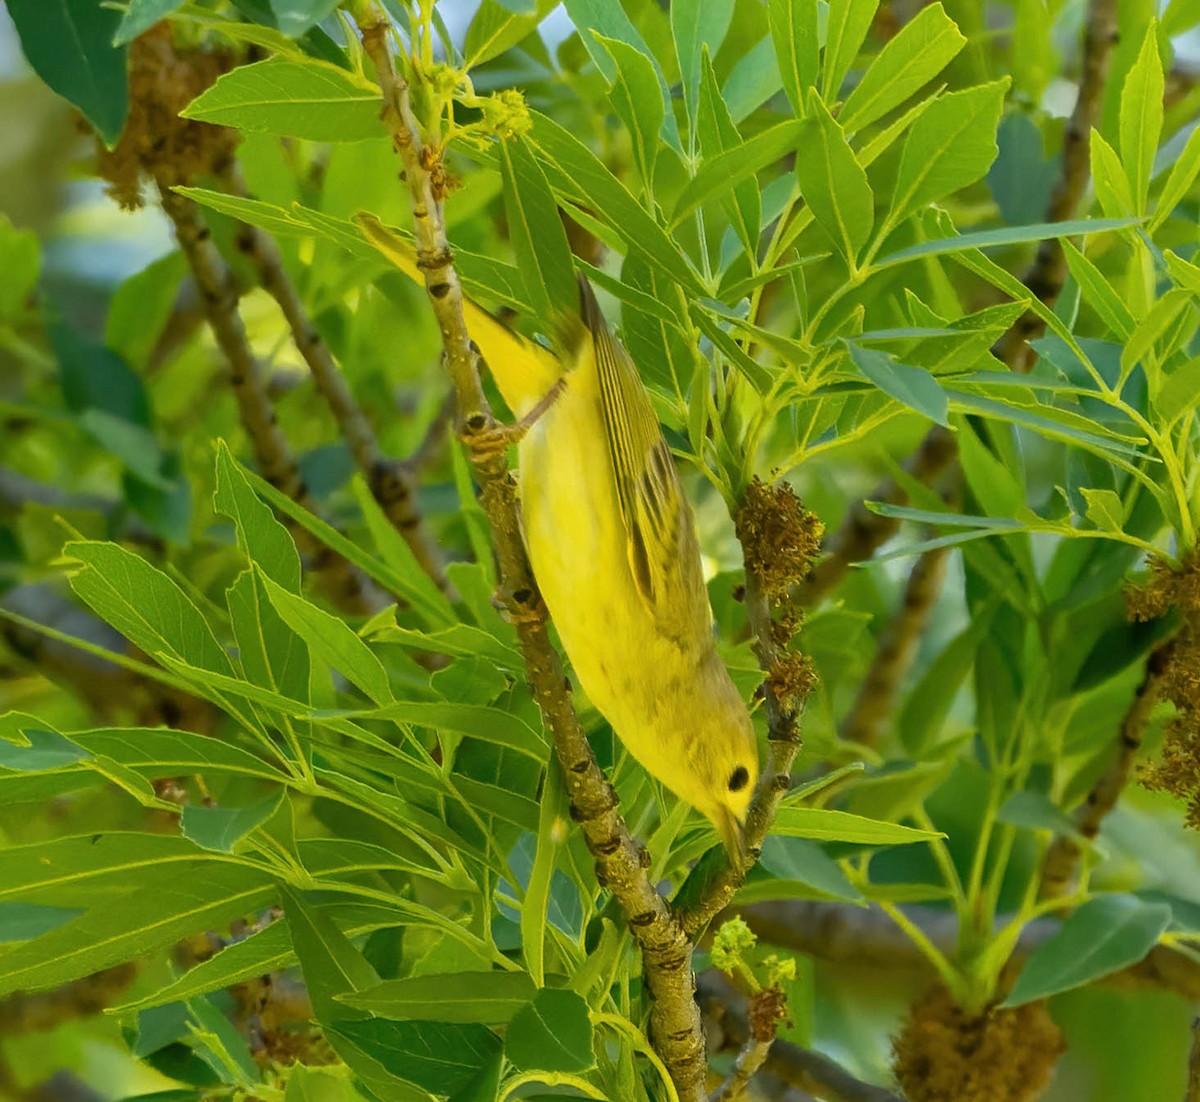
359 216 759 855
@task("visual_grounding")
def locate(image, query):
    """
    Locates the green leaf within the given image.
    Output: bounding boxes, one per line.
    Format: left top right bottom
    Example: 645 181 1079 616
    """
697 51 762 254
753 837 864 902
227 568 311 716
64 541 234 678
72 728 285 780
0 864 274 997
464 0 557 67
7 0 128 144
988 113 1057 226
331 1018 503 1096
340 970 536 1024
350 476 456 630
767 0 818 116
840 4 965 132
1091 131 1137 218
114 0 188 44
795 94 874 265
1150 124 1200 229
1153 357 1200 422
997 790 1090 845
180 791 286 854
1119 24 1164 212
282 887 379 1024
260 0 341 38
111 902 425 1013
0 832 216 904
499 138 576 326
505 988 595 1073
671 119 804 225
0 902 81 943
0 216 40 319
600 36 665 189
822 0 879 101
771 807 942 844
1121 287 1192 380
529 111 701 292
0 726 89 771
365 701 545 759
874 218 1136 269
560 0 679 149
849 345 949 426
214 441 301 590
672 0 735 122
1060 240 1135 340
723 36 782 123
1003 895 1171 1007
285 1066 364 1102
888 80 1007 225
181 57 382 141
258 571 393 706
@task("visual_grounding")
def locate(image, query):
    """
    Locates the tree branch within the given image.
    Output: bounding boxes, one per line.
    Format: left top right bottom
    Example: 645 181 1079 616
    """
353 10 707 1098
217 161 451 596
154 178 386 617
738 900 1200 999
1039 640 1171 899
699 972 905 1102
708 983 787 1102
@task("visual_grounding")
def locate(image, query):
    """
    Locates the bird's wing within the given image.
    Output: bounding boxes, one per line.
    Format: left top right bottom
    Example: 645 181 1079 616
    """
578 278 711 646
355 213 560 414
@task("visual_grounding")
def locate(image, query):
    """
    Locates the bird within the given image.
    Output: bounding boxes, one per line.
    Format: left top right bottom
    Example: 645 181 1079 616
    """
358 215 759 857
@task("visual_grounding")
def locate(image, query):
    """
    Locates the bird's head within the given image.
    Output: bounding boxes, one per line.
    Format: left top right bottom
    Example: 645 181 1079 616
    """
686 683 759 862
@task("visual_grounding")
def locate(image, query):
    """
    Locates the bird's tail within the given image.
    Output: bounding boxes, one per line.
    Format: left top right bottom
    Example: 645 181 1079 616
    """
354 212 560 415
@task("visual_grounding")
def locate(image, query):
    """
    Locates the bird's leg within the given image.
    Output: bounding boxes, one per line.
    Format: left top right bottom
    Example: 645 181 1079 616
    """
460 377 567 460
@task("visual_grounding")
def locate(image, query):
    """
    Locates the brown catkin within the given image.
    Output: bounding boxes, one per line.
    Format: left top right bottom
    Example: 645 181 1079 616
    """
735 477 824 604
94 24 239 206
892 984 1065 1102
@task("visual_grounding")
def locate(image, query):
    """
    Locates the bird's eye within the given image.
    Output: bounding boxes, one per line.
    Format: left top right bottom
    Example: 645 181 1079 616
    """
728 765 750 792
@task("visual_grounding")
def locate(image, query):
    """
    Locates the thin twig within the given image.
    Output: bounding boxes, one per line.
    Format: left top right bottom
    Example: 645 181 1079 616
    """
353 10 708 1098
699 973 905 1102
840 543 952 748
1039 641 1171 899
218 161 451 595
155 179 386 616
709 984 788 1102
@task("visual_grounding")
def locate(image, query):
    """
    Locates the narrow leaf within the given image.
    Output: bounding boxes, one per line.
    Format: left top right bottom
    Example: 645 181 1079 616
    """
1119 24 1164 212
505 988 595 1073
840 4 965 132
340 971 536 1024
181 57 382 141
772 807 942 844
849 345 950 426
795 94 874 264
1003 895 1171 1006
768 0 819 116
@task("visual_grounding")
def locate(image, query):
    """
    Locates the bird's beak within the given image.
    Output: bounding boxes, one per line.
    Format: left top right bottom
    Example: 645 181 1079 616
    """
716 807 747 866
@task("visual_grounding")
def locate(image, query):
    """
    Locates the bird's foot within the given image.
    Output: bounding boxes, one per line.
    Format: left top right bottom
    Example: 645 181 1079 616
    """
492 583 545 624
460 378 566 459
